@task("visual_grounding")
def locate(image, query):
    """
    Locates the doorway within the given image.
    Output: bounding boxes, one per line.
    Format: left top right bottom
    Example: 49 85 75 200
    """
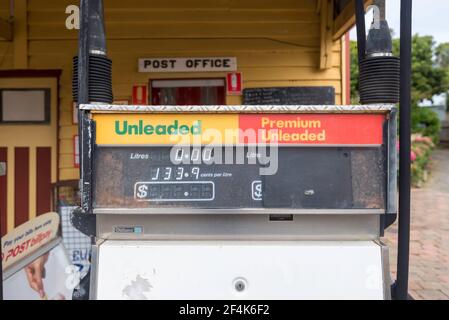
150 79 226 105
0 76 58 236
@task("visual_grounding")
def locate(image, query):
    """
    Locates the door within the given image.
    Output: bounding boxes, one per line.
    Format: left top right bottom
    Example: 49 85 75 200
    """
0 77 58 236
151 79 226 105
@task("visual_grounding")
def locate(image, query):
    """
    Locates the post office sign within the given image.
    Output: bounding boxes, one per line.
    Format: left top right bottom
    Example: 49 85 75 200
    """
138 57 237 73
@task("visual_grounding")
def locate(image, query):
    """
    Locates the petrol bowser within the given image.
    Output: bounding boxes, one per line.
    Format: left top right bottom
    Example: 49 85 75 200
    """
68 0 413 300
76 104 396 300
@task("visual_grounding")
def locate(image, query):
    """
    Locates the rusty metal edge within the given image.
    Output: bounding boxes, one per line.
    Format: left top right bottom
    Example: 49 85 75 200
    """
79 104 396 114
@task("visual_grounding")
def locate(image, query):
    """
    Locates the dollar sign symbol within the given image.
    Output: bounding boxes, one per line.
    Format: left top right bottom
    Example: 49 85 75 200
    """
136 185 148 199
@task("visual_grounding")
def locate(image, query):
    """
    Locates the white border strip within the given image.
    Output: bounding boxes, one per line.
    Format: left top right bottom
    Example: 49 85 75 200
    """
80 104 396 113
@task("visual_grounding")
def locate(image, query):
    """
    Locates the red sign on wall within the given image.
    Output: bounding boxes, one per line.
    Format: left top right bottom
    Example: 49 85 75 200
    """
226 73 242 95
73 135 80 168
132 85 148 105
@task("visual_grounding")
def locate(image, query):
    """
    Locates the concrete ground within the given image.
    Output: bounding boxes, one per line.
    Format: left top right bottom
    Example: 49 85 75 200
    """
383 148 449 300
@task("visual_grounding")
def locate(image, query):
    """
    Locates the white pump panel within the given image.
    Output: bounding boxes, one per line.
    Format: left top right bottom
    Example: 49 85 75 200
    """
94 241 387 300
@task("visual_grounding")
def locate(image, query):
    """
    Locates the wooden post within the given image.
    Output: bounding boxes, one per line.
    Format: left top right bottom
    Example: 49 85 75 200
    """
320 0 334 69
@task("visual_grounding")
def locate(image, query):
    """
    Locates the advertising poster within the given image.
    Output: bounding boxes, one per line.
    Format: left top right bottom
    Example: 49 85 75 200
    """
2 212 76 300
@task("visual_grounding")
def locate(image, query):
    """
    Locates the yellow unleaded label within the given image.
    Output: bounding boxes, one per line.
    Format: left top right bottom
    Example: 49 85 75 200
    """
93 113 385 146
93 113 240 145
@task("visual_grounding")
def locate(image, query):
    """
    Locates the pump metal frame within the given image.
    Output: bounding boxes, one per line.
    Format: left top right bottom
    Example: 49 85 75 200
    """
0 0 411 301
354 0 412 300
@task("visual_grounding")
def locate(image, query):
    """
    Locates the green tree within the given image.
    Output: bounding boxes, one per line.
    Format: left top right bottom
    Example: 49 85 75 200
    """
435 42 449 109
436 42 449 69
394 35 448 104
350 41 360 104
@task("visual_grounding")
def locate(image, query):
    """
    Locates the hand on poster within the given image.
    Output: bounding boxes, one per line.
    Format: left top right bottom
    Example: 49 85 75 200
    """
25 253 50 299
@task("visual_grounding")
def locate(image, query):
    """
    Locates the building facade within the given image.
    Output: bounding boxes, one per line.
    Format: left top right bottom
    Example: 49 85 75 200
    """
0 0 370 235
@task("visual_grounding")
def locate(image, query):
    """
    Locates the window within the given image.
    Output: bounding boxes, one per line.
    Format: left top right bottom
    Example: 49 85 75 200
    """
0 89 51 124
150 79 225 106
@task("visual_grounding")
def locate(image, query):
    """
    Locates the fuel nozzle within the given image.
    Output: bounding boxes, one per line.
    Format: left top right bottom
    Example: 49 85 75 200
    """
366 4 393 57
88 0 107 55
73 0 113 104
358 0 400 104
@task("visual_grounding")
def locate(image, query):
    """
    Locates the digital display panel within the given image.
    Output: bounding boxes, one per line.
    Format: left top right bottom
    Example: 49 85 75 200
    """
93 146 386 210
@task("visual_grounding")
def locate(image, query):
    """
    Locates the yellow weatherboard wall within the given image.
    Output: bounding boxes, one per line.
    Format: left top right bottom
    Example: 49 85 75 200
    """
1 0 353 181
0 78 58 232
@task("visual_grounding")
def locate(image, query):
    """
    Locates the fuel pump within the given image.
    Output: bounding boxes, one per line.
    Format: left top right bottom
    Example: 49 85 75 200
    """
72 0 413 300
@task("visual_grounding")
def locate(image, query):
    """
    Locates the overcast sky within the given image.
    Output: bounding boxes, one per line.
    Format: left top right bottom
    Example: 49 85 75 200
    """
349 0 449 44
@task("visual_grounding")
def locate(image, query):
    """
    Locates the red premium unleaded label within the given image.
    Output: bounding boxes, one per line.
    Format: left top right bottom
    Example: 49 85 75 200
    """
238 114 385 145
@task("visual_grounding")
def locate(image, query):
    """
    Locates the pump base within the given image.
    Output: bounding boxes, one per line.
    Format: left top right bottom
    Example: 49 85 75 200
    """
91 240 391 300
